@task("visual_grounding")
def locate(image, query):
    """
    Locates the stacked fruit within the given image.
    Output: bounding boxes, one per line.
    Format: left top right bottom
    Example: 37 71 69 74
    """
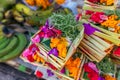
0 26 28 62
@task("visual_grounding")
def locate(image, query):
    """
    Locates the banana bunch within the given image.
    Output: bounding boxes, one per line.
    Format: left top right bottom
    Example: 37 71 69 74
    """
3 9 25 23
0 33 28 62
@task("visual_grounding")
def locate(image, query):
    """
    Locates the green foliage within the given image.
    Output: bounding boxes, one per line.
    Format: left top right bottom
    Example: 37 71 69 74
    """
115 9 120 19
49 13 81 41
96 57 115 74
104 10 114 16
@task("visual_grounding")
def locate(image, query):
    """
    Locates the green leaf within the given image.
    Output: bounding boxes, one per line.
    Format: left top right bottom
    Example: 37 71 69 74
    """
115 9 120 19
104 10 114 16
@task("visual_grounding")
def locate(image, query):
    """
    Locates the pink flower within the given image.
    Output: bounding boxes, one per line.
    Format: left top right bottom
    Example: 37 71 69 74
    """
22 49 30 57
32 35 40 43
88 62 99 73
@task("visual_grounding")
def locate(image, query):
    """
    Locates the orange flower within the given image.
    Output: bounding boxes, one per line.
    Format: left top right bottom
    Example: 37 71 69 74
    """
65 57 81 78
100 0 114 6
25 0 35 6
33 52 45 63
104 75 117 80
55 0 65 5
50 37 68 58
101 15 120 33
25 0 51 9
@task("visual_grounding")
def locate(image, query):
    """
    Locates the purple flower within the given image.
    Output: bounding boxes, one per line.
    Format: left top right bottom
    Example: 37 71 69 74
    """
83 23 98 36
40 20 58 38
48 48 59 57
60 67 65 73
98 77 105 80
47 69 54 77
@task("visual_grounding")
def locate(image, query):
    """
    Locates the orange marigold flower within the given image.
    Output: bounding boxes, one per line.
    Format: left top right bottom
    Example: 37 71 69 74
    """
55 0 65 5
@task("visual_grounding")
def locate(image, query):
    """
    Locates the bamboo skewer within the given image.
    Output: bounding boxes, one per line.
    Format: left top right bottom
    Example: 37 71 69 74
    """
82 39 107 56
79 49 95 61
85 35 107 51
79 46 99 62
81 41 103 60
90 35 112 48
37 44 61 69
39 43 65 64
76 56 86 80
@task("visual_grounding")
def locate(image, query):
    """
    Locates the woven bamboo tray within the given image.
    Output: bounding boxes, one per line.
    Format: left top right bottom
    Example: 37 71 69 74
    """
83 0 118 11
31 24 84 70
50 50 88 80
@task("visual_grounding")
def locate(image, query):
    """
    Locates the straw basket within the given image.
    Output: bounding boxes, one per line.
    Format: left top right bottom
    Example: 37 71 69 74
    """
83 0 118 12
30 24 84 70
50 49 88 80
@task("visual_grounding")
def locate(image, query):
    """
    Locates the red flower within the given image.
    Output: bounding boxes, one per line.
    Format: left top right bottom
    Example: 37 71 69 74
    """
52 28 62 36
86 10 94 15
27 55 34 62
83 63 99 80
36 71 43 78
84 63 93 72
113 47 120 57
90 12 105 24
38 31 45 38
46 62 57 70
88 0 99 3
29 44 40 52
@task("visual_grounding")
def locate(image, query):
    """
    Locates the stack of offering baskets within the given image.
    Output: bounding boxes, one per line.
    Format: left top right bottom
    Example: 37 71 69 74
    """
21 13 86 80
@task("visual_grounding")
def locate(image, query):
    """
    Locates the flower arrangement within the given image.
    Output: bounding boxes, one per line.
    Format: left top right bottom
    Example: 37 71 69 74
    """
83 58 116 80
25 0 51 9
83 0 118 11
87 0 114 6
52 51 87 80
28 13 84 70
78 20 115 62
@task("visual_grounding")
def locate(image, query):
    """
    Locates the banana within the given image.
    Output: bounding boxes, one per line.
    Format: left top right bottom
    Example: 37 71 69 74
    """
0 37 7 44
13 10 24 22
0 38 10 50
4 10 13 18
0 12 3 20
0 33 27 62
0 36 18 58
15 3 33 16
14 17 24 23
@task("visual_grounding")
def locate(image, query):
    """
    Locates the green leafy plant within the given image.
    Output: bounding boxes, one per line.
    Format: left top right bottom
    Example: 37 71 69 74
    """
96 57 115 74
49 13 81 41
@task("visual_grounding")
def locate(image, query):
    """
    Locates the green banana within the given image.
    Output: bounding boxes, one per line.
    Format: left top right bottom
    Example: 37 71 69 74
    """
0 36 18 58
15 3 33 16
0 35 4 39
0 12 3 20
0 38 10 50
13 10 24 22
0 36 7 44
0 33 27 62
